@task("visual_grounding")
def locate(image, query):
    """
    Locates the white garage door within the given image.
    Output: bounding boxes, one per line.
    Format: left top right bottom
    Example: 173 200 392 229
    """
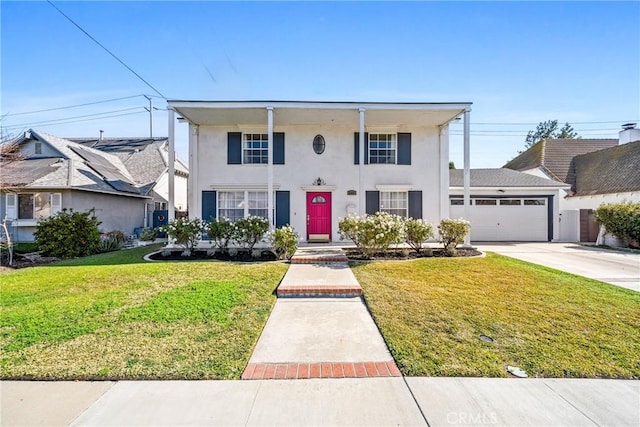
450 198 548 242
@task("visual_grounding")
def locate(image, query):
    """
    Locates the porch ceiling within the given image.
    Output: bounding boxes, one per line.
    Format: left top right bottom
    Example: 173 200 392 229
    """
169 101 471 128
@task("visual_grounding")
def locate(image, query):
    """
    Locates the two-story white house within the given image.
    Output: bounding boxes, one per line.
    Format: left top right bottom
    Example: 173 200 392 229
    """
167 101 472 243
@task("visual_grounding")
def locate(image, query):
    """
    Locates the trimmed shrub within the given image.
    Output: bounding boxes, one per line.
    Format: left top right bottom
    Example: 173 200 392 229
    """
162 217 203 256
34 209 102 258
268 226 299 260
404 218 434 253
594 201 640 246
205 218 236 251
338 212 405 258
438 218 471 256
234 216 269 251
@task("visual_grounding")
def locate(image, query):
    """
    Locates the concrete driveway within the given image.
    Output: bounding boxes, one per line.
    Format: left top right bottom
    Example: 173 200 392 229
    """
475 242 640 292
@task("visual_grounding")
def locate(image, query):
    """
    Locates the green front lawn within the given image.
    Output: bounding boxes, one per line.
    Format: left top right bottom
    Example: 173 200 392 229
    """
0 245 288 380
352 253 640 378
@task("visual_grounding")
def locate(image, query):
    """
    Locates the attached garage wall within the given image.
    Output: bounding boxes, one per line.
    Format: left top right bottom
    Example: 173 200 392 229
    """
450 195 553 242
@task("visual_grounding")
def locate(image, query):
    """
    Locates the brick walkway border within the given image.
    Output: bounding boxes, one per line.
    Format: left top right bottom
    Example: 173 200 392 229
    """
242 361 401 380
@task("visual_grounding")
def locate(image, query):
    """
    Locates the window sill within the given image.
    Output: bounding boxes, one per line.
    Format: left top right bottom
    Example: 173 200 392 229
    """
10 219 39 227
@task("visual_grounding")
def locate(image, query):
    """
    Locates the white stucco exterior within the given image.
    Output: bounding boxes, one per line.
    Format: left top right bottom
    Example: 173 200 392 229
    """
562 192 640 210
171 101 471 243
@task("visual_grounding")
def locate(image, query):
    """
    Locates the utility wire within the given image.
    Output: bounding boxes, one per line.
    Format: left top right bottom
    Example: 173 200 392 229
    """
4 111 148 131
3 95 146 117
46 1 167 99
3 107 145 129
452 120 639 126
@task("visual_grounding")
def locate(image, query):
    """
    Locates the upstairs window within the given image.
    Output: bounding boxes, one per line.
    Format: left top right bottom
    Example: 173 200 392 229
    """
369 134 396 164
243 134 268 164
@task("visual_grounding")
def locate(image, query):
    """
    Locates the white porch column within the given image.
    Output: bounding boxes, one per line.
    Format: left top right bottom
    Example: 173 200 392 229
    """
439 125 450 222
168 107 176 222
188 123 199 220
358 108 365 215
463 108 471 247
267 107 274 228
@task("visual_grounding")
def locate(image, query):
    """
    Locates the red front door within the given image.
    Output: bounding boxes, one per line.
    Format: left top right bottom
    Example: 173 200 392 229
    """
307 192 331 241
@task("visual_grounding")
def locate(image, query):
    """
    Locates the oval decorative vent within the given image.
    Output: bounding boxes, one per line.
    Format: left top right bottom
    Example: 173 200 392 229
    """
313 134 325 155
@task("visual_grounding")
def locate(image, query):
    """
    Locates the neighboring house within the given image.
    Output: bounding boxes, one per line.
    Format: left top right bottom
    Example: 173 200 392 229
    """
0 130 150 242
69 136 189 228
168 100 473 243
504 124 640 242
449 168 569 242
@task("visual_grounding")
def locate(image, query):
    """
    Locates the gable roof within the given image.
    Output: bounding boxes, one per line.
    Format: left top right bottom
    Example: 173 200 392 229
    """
449 168 569 188
504 138 619 183
0 130 146 197
571 140 640 196
69 137 189 195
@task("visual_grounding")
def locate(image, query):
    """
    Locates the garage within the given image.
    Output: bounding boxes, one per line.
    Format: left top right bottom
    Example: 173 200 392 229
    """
450 197 549 241
449 169 570 242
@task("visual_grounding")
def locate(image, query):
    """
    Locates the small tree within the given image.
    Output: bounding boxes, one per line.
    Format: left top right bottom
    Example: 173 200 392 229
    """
162 217 203 256
34 209 102 258
438 218 471 256
404 218 434 253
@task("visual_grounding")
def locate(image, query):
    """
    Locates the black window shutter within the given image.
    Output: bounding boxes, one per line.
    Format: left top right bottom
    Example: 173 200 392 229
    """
398 133 411 165
275 191 290 227
354 132 369 164
365 191 380 215
227 132 242 164
408 190 422 219
202 191 217 221
274 132 285 165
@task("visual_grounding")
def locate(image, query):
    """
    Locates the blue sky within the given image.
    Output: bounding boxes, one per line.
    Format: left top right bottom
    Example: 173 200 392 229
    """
2 1 639 166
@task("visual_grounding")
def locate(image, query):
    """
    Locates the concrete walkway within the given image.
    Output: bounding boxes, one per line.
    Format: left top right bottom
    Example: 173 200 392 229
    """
475 242 640 292
2 247 639 426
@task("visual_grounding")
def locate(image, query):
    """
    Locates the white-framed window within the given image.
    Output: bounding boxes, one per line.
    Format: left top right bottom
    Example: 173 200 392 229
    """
218 191 269 221
243 133 268 164
380 191 408 217
369 133 396 164
5 192 61 220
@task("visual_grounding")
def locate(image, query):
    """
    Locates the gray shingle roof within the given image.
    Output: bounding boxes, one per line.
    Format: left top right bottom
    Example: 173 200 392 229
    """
70 137 189 195
449 168 569 188
572 140 640 196
1 130 146 197
504 138 619 183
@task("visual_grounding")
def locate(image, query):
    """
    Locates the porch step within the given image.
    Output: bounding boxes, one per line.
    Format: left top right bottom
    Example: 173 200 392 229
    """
290 248 349 264
276 258 362 298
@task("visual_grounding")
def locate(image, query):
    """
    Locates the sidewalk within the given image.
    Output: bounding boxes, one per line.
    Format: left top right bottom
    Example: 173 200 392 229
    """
2 247 639 426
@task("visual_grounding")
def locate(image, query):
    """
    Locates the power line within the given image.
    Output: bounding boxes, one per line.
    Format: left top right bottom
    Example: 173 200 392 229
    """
452 120 639 126
3 111 148 131
46 1 167 99
3 95 146 117
3 107 145 129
